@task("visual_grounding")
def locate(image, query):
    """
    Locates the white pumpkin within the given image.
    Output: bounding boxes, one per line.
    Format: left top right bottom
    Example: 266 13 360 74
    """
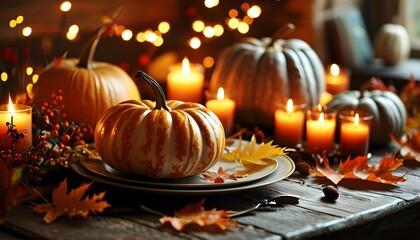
374 23 411 65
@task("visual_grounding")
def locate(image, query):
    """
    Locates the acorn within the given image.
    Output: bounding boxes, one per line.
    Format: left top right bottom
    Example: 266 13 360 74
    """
323 185 339 200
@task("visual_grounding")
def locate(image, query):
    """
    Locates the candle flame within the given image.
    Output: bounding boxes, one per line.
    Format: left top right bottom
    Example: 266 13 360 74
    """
182 57 190 75
317 104 323 112
216 87 225 100
354 113 359 126
286 99 293 112
8 94 14 114
318 112 324 125
330 63 340 76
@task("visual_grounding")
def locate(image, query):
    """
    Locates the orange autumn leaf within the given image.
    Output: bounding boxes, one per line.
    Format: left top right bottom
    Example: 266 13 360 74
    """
33 178 111 224
159 199 236 231
308 154 406 185
391 130 420 162
202 167 237 183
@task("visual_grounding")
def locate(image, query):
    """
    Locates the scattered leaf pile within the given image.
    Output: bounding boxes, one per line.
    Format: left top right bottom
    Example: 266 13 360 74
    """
33 178 110 223
159 199 236 231
309 153 406 185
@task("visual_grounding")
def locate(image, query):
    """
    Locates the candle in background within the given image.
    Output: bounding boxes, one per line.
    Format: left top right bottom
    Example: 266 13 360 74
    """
167 57 204 103
274 99 306 148
0 95 32 153
339 111 372 158
325 64 349 95
306 106 336 155
205 87 235 135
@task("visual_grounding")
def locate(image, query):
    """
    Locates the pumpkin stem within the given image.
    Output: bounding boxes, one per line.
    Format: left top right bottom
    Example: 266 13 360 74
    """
77 8 123 69
136 71 170 111
77 27 103 69
268 23 295 47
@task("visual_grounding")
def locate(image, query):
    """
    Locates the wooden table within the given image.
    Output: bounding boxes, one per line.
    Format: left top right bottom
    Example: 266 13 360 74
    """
1 144 420 240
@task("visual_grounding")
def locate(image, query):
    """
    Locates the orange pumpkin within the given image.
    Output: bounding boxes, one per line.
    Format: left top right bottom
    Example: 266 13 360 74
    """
33 25 141 128
94 71 225 179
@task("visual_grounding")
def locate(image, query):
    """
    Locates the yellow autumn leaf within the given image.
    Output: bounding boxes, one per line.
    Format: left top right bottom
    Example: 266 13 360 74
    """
222 135 287 166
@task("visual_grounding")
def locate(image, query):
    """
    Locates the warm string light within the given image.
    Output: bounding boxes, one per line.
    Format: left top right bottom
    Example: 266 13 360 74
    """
2 1 264 92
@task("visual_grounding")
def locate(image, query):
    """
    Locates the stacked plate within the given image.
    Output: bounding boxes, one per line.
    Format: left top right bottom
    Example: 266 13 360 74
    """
69 140 295 195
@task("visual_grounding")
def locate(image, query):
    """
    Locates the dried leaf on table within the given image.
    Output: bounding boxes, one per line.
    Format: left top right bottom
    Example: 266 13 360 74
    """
308 153 406 185
391 130 420 162
159 199 236 231
33 178 111 224
202 167 237 183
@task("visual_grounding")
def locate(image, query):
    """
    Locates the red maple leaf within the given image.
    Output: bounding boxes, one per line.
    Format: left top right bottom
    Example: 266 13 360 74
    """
308 153 406 185
159 199 236 231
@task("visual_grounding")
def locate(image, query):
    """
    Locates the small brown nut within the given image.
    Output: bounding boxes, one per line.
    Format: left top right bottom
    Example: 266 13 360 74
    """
296 161 311 175
323 185 339 200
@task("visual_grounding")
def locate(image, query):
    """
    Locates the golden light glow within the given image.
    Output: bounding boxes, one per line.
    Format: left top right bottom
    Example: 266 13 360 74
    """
32 74 39 83
354 113 360 126
121 29 133 41
238 22 249 34
192 20 205 32
158 21 170 33
145 32 157 42
27 83 33 97
16 15 24 24
203 26 215 38
153 36 164 46
26 66 33 75
214 24 224 36
330 63 340 76
204 0 219 8
286 99 294 112
1 72 8 81
136 32 146 42
68 24 79 34
9 20 17 28
189 37 201 49
60 1 72 12
22 27 32 37
228 18 239 29
182 58 190 75
66 32 77 40
203 56 214 68
217 87 225 100
247 5 262 18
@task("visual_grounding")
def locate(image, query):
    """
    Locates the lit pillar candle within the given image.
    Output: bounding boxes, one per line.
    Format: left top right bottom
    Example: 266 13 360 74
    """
205 87 235 135
326 64 349 95
306 106 336 155
339 111 372 158
274 99 306 147
167 57 204 103
0 95 32 153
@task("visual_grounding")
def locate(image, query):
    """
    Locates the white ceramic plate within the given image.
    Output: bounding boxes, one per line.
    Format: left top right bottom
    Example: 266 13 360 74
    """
69 154 295 195
76 139 279 189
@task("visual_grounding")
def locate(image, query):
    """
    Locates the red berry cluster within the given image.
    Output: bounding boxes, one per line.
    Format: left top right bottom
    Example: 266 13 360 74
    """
0 89 95 183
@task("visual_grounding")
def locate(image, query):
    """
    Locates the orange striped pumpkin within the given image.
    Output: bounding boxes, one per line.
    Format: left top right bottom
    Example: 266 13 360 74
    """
94 71 225 179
